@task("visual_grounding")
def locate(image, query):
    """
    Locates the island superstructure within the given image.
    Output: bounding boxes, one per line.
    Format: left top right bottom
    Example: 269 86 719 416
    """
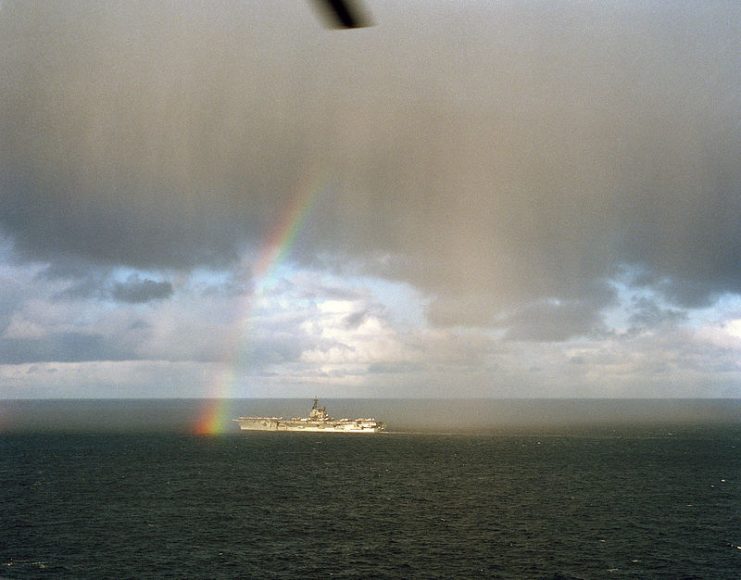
234 398 385 433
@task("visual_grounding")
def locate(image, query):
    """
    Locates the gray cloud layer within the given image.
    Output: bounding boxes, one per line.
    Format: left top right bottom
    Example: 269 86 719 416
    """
1 1 739 331
0 332 133 364
111 275 173 304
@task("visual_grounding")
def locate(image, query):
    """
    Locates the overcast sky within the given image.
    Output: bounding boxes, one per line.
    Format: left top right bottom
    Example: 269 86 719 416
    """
1 1 739 399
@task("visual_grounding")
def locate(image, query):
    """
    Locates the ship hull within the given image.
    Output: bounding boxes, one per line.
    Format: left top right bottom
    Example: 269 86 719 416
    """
234 418 383 433
233 399 385 433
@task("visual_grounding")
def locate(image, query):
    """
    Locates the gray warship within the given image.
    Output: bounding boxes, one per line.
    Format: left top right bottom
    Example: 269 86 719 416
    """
234 398 385 433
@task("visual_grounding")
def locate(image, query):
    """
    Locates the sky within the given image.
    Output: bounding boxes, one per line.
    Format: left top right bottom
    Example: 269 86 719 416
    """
0 1 739 399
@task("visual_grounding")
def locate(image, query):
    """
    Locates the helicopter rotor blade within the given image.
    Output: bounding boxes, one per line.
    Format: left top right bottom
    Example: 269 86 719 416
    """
313 0 372 29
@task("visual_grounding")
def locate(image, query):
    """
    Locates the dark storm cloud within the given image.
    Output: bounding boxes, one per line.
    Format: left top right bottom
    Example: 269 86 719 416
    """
1 1 739 329
0 1 300 269
502 282 616 341
110 275 173 304
504 299 609 342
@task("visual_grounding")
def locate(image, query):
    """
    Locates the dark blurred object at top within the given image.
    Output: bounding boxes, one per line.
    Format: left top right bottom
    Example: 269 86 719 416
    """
313 0 373 29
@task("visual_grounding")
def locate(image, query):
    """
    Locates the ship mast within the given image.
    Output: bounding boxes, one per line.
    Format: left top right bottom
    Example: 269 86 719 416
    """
310 397 329 421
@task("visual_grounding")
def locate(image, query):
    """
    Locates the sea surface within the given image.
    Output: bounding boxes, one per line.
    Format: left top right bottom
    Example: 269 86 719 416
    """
2 399 740 579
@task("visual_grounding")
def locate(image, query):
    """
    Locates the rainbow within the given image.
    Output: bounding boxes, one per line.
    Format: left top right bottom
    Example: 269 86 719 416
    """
194 168 326 434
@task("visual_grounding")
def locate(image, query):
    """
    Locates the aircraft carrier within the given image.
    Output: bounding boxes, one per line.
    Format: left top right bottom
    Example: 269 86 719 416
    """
234 398 385 433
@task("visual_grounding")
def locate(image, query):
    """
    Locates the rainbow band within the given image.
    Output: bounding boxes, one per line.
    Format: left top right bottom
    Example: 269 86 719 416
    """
195 167 326 434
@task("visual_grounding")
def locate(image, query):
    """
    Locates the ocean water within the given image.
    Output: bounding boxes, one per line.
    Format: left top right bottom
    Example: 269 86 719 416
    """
2 400 740 579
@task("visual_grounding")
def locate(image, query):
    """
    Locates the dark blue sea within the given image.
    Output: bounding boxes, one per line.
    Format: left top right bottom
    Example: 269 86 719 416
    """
2 399 740 579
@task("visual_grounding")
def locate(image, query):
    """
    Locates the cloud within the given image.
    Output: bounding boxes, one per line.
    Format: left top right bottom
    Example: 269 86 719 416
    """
0 332 132 364
1 264 739 398
0 270 30 335
44 268 173 304
0 360 214 399
504 299 609 342
299 299 413 365
628 296 686 331
695 317 741 353
0 2 737 322
0 3 739 397
110 275 173 304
